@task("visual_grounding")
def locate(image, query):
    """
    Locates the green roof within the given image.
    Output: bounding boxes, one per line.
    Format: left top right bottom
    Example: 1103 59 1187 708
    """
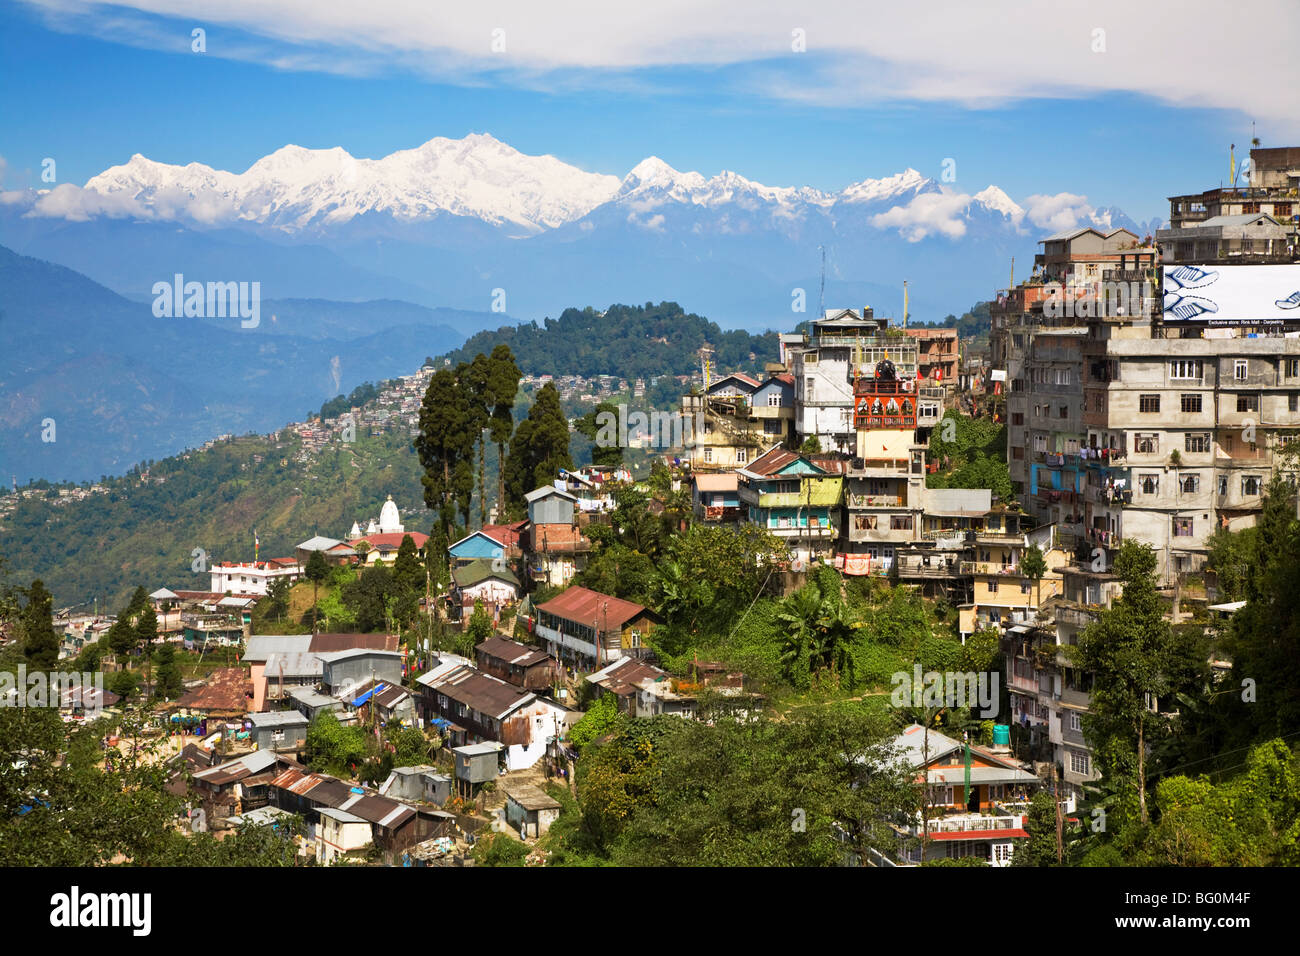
453 558 520 590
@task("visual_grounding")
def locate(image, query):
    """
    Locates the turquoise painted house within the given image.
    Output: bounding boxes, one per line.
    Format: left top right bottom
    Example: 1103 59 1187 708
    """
448 530 506 567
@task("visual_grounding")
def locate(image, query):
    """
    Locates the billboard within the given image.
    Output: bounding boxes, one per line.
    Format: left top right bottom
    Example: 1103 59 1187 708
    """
1163 264 1300 324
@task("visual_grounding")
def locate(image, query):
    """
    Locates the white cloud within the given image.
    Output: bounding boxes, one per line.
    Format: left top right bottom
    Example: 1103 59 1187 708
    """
871 190 972 242
1022 192 1097 233
19 0 1300 131
29 183 154 220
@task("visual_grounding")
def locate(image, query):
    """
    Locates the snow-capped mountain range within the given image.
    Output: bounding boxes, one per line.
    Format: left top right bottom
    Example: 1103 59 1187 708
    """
1 133 1161 329
54 132 1121 238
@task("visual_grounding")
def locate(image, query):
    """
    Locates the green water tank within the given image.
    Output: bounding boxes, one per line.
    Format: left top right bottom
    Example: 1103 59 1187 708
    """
992 724 1010 746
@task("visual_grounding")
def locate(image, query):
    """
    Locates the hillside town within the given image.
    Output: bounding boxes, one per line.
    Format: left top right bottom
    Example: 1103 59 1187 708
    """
5 145 1300 876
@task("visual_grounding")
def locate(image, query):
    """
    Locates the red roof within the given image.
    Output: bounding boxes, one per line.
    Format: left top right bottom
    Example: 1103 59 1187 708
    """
743 447 804 476
536 586 652 630
480 521 527 548
348 531 429 551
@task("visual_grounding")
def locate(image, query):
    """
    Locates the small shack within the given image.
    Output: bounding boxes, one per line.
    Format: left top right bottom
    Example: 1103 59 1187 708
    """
453 741 504 798
505 784 562 839
247 710 309 752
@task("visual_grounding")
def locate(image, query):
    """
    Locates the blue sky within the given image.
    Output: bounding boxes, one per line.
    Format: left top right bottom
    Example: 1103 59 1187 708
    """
2 0 1294 223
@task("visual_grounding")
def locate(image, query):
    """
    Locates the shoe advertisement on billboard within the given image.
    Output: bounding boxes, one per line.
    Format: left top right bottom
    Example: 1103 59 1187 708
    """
1163 264 1300 323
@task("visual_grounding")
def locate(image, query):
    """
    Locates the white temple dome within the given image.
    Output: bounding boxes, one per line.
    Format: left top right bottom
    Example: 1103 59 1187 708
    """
378 495 403 534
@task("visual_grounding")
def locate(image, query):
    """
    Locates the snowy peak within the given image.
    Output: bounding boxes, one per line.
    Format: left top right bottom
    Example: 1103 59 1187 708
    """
83 134 623 232
973 185 1024 221
839 168 931 205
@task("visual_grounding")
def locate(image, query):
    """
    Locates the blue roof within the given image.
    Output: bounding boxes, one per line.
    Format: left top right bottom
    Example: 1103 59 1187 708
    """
351 685 380 707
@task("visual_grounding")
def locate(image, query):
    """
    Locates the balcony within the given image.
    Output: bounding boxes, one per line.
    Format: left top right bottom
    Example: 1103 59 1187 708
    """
961 561 1021 576
847 494 904 508
912 814 1027 837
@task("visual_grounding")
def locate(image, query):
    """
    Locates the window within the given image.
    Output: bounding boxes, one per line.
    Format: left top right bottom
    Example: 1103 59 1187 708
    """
1140 474 1159 495
1235 360 1248 381
988 579 999 594
736 449 747 464
1069 712 1082 733
1012 447 1024 460
1287 359 1300 378
1218 476 1228 496
1173 517 1193 537
1237 394 1260 413
1291 394 1299 413
1021 580 1032 595
1277 203 1293 218
703 447 713 463
1058 405 1068 419
1033 435 1047 452
1136 433 1159 454
1170 360 1203 381
1139 394 1160 413
767 392 782 406
1180 394 1202 413
1242 475 1262 496
1011 412 1024 426
803 376 814 393
1181 474 1200 494
889 515 913 530
1185 433 1210 453
1070 750 1091 775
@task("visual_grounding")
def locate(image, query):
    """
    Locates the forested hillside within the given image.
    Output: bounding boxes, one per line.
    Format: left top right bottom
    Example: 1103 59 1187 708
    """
441 301 781 379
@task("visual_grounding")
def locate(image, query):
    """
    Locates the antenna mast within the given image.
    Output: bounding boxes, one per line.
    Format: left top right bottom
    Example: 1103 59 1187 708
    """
818 245 826 318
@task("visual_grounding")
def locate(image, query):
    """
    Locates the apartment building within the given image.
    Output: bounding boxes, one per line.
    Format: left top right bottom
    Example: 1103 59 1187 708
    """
1161 147 1299 268
737 446 843 567
679 371 795 471
786 309 932 453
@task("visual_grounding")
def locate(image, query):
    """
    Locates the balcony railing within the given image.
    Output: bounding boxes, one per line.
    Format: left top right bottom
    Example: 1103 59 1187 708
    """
847 494 904 508
960 561 1021 576
914 814 1026 836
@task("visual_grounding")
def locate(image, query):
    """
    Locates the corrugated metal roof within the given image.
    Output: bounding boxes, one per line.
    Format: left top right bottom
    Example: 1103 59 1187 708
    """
535 586 651 631
475 636 550 669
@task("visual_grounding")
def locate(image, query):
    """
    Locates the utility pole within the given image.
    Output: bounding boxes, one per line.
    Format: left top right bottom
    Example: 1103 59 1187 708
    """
1053 767 1065 865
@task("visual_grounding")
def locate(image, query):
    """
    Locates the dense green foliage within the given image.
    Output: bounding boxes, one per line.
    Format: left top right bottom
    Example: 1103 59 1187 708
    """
554 704 913 866
0 706 302 865
502 382 574 518
319 383 379 420
926 411 1012 501
442 302 779 380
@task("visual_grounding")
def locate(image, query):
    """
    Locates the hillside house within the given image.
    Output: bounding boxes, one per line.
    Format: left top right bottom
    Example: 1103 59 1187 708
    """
532 586 659 671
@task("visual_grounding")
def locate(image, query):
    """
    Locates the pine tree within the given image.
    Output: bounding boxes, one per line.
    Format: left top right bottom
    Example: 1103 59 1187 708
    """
135 604 159 695
304 550 329 635
154 642 183 700
503 382 573 516
392 534 424 595
464 353 493 525
21 580 60 669
414 367 478 536
486 344 522 517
